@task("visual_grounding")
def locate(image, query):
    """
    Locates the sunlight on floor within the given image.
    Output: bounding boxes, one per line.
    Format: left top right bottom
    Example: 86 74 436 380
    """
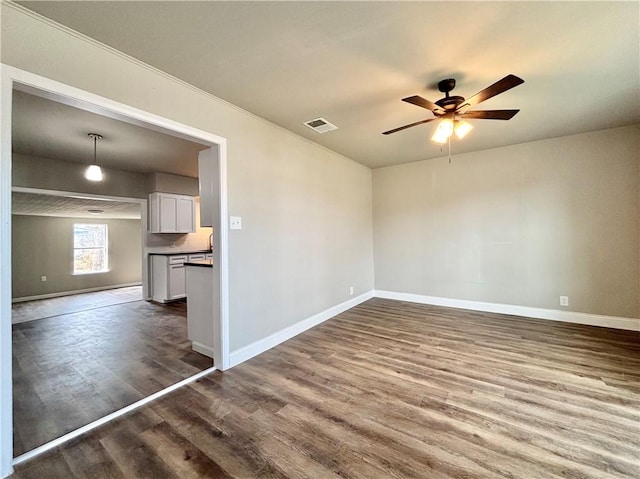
11 286 143 324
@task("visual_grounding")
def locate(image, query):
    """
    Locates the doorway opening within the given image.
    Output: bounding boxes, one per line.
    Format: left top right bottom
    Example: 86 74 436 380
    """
1 65 229 472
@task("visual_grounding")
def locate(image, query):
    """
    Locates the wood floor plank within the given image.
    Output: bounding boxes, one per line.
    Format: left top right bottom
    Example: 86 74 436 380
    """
12 293 212 456
10 298 640 478
60 436 126 479
99 424 178 479
141 421 233 478
152 396 287 477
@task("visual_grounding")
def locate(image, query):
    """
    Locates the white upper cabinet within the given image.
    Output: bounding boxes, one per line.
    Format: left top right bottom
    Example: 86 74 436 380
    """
149 192 195 233
176 196 195 232
198 148 219 228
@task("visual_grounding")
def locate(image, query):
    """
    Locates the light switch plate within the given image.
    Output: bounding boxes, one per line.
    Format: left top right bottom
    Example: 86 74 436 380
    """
230 216 242 230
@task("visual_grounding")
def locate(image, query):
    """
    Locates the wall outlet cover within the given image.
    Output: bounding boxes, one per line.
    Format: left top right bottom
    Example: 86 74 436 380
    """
560 296 569 306
230 216 242 230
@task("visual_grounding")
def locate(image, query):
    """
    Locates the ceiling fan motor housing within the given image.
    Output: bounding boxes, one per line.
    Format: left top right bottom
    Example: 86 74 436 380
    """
435 95 465 111
435 78 464 111
437 78 456 93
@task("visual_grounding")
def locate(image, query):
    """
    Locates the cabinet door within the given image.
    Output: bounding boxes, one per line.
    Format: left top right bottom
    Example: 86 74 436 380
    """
176 197 195 232
160 195 178 232
168 264 186 299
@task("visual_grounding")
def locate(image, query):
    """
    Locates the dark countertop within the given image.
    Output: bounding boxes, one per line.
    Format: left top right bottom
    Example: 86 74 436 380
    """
185 259 213 268
148 250 212 256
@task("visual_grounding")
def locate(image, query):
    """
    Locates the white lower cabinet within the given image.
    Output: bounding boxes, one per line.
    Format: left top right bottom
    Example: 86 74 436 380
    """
168 263 186 299
151 253 205 302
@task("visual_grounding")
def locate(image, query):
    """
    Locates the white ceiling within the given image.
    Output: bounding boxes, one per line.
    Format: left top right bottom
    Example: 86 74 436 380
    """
16 1 640 169
12 192 141 219
13 90 207 177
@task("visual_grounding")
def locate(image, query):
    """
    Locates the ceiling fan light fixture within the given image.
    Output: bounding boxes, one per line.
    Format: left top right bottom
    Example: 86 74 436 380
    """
431 118 454 144
454 120 473 139
384 74 524 144
85 133 104 182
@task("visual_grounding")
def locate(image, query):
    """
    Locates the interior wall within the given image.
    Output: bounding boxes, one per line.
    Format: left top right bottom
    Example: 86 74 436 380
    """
12 153 152 199
11 215 142 299
151 172 199 196
14 154 213 253
1 5 375 351
373 126 640 318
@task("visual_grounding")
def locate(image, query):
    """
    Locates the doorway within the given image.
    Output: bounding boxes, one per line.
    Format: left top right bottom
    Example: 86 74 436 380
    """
0 65 230 472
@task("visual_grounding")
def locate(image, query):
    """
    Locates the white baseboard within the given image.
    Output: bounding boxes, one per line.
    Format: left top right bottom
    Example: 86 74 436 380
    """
192 341 214 359
374 290 640 332
223 288 639 371
11 282 142 303
229 291 374 367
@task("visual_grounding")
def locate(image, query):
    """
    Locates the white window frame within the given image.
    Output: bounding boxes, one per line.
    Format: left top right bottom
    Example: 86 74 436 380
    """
72 223 109 275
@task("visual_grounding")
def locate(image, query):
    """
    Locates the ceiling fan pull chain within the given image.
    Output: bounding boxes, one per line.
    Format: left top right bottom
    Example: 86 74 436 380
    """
448 136 452 164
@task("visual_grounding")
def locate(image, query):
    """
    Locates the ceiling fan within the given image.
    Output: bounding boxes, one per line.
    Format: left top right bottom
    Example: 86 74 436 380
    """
383 74 524 143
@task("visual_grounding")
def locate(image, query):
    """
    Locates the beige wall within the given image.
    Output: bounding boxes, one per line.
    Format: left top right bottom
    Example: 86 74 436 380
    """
151 172 199 196
12 216 142 299
2 5 375 350
12 153 152 199
14 153 212 254
373 126 640 318
13 154 202 200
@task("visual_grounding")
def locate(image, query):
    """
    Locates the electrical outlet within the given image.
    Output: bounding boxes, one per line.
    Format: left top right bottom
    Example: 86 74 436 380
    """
560 296 569 307
230 216 242 230
349 286 354 296
41 276 47 282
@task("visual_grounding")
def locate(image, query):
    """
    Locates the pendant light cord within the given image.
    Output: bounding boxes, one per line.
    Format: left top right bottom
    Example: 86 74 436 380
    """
88 133 103 166
438 133 453 164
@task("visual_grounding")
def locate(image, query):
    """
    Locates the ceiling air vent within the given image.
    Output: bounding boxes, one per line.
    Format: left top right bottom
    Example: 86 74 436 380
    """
303 117 338 134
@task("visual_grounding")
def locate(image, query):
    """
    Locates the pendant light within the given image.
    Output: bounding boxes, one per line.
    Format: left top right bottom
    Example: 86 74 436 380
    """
85 133 104 182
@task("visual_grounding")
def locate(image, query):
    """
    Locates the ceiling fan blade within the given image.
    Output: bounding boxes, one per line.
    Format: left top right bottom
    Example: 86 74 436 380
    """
459 109 520 120
456 74 524 112
382 118 436 135
402 95 445 114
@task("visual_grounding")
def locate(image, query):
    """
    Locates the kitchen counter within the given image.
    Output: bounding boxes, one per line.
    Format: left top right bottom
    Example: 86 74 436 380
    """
149 251 212 303
149 250 212 256
185 259 213 267
186 262 215 359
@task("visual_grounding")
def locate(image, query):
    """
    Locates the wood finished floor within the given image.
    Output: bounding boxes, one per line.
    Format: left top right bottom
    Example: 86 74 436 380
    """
11 286 143 324
12 295 212 456
10 298 640 478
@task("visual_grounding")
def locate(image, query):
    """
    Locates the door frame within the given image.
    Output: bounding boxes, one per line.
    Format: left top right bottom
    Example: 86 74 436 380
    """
0 64 230 477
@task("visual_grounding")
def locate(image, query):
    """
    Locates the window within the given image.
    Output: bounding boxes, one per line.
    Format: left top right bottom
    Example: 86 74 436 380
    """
73 223 108 274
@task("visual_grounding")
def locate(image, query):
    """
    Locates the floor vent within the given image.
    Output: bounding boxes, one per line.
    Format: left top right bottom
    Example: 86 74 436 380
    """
303 117 338 133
